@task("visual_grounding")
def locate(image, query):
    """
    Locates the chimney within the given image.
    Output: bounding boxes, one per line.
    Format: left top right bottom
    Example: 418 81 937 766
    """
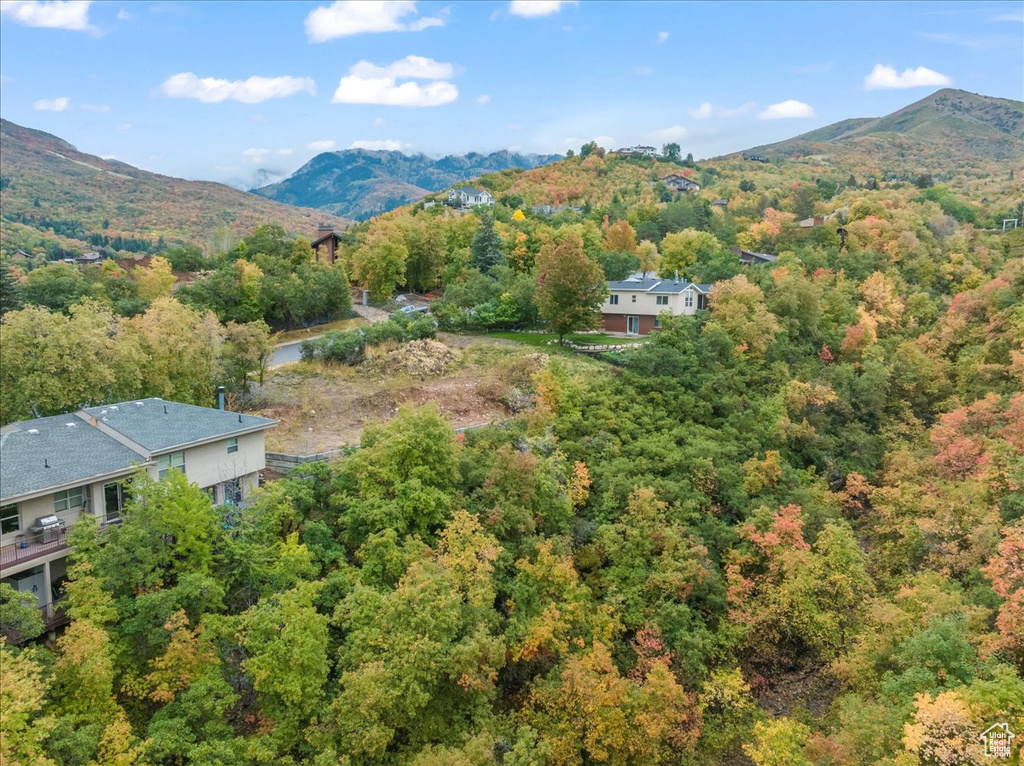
317 223 334 236
216 386 226 411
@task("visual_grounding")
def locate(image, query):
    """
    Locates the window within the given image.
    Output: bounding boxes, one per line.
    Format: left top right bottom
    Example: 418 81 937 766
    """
157 451 185 480
684 292 694 308
653 316 662 329
0 503 19 535
631 295 637 303
656 295 669 305
227 438 239 454
53 487 84 513
609 294 619 305
203 486 218 504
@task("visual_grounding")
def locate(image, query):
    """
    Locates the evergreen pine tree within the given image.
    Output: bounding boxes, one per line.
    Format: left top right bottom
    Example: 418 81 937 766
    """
0 265 23 316
470 213 505 274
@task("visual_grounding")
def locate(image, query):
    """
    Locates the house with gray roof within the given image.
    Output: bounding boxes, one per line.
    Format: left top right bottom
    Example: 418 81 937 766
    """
0 398 276 626
603 275 713 335
448 187 494 207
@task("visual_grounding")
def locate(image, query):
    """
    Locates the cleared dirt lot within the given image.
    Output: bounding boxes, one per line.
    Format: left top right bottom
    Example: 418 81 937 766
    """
249 333 593 454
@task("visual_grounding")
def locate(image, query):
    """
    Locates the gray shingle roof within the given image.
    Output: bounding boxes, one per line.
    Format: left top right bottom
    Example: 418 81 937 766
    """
1 399 277 501
80 399 276 454
0 415 145 501
607 277 693 295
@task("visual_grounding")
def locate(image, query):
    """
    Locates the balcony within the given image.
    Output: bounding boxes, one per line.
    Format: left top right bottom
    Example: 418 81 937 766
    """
0 512 121 571
0 525 71 570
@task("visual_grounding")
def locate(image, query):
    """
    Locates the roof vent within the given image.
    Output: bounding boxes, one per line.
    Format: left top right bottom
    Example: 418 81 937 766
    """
66 422 77 427
109 405 118 410
135 402 143 406
238 413 243 423
44 459 49 468
163 405 168 414
100 410 107 415
27 429 39 434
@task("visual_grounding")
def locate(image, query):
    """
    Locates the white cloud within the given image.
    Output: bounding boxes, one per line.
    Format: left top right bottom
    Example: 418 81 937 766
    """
689 101 752 119
350 55 455 80
592 135 615 148
116 122 131 130
80 103 110 112
33 96 70 111
632 65 653 76
277 149 293 156
243 148 271 163
116 7 130 20
331 57 458 107
863 64 952 90
646 125 688 142
758 99 816 120
561 135 616 150
372 117 385 127
993 10 1023 21
476 93 490 105
158 72 316 103
0 0 93 31
306 139 336 151
508 1 577 18
690 102 713 119
657 31 668 43
305 0 445 42
349 139 411 151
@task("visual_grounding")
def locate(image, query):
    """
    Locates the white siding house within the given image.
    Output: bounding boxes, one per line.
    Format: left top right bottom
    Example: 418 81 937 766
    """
448 187 495 207
0 399 276 628
602 276 713 335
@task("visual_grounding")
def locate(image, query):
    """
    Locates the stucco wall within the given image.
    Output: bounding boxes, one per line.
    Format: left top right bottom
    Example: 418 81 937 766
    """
144 432 265 490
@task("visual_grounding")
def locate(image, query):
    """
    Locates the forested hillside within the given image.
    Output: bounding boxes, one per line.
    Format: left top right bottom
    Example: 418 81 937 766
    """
2 91 1023 766
0 119 345 258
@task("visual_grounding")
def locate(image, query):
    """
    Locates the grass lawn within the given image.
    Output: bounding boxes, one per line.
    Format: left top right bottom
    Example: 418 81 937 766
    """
484 331 645 347
273 317 368 345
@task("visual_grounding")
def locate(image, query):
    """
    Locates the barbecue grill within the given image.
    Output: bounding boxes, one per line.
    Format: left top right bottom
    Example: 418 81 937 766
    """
28 515 66 544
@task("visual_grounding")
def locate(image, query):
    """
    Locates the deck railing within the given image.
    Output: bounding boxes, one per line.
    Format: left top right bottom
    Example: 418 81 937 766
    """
0 526 71 569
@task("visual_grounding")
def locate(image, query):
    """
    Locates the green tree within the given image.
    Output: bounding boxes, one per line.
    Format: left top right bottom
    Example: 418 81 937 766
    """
0 265 23 316
0 301 145 422
659 229 721 280
131 297 223 406
335 405 460 545
354 222 408 302
134 255 176 301
662 143 681 162
535 234 607 344
21 262 86 313
470 213 505 274
222 320 274 391
597 251 641 281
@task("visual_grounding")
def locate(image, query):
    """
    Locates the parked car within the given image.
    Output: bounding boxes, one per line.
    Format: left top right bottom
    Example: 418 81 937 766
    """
391 304 430 317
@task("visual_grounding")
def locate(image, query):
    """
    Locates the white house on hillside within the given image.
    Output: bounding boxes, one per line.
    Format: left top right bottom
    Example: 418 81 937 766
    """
661 174 701 192
602 276 713 335
0 399 276 631
448 187 495 207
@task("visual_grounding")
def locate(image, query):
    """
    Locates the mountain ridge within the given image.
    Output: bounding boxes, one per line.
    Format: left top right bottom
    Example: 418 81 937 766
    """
745 88 1024 165
252 148 563 221
0 119 346 256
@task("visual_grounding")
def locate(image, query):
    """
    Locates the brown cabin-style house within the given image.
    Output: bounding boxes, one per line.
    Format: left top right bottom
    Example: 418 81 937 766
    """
311 224 343 264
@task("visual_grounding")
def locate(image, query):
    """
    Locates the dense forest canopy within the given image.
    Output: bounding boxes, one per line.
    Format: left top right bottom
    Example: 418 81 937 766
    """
2 108 1023 765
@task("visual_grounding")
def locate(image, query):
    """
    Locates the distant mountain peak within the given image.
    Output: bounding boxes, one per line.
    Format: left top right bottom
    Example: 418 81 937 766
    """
253 148 563 220
744 88 1024 165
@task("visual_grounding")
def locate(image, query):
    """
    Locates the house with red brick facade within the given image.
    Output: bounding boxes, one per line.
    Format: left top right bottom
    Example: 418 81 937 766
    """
602 276 712 335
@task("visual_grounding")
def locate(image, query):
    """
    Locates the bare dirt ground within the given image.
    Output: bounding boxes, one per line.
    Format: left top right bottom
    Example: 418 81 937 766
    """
249 333 582 454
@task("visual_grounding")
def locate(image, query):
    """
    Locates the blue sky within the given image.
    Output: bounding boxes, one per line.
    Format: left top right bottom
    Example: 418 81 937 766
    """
1 0 1021 188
